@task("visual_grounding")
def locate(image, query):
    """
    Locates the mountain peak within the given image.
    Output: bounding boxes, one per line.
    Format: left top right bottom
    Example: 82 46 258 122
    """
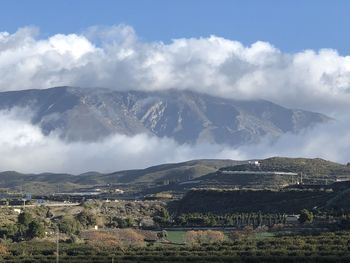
0 87 330 145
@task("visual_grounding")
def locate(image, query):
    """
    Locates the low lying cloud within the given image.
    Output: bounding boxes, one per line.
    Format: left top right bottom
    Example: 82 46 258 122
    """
1 25 350 116
0 110 349 174
0 109 240 173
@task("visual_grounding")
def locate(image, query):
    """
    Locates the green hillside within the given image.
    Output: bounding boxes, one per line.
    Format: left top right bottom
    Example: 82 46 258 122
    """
225 157 350 176
173 183 350 214
0 159 241 194
0 157 349 194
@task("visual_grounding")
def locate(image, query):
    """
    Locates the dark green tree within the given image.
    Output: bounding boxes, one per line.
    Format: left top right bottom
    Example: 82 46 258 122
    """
0 224 18 240
299 209 314 224
76 210 97 228
18 212 33 227
46 208 53 218
125 217 135 227
59 217 81 235
26 221 45 239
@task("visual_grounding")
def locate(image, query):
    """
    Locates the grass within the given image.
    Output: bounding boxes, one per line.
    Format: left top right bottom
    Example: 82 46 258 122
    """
166 231 186 244
254 232 275 239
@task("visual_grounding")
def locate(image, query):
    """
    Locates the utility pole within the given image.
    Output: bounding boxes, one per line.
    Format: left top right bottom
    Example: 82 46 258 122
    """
56 227 59 263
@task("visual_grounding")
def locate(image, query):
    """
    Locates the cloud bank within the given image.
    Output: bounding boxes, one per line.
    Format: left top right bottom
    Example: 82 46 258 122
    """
0 109 349 174
1 25 350 173
1 25 350 116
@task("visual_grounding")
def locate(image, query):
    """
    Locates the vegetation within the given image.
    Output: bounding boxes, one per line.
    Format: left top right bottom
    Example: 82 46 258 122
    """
1 157 350 195
299 209 314 224
0 159 239 194
174 212 287 227
0 231 349 262
1 157 350 261
81 229 145 249
58 216 81 235
185 230 225 245
173 187 350 214
76 210 98 228
225 157 350 176
0 211 45 241
166 231 186 244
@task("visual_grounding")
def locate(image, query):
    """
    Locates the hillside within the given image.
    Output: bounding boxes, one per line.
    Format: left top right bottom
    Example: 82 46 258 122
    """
0 86 330 146
1 157 350 194
0 159 242 194
225 157 350 176
168 157 350 191
173 182 350 214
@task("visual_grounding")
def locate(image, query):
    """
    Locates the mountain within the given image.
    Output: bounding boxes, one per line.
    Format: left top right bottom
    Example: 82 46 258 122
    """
0 86 330 145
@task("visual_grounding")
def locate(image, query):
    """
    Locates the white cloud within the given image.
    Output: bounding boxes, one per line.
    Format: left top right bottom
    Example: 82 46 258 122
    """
237 119 350 164
0 109 241 173
0 109 349 174
0 25 350 116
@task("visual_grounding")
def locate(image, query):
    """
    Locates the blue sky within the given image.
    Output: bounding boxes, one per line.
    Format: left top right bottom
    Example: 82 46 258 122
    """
1 0 349 54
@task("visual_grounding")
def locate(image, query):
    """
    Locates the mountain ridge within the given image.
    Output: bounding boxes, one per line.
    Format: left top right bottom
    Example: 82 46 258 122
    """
0 86 331 145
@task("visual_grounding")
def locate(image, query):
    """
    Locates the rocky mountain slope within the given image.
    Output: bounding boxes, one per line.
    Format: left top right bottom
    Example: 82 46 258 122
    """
0 86 330 145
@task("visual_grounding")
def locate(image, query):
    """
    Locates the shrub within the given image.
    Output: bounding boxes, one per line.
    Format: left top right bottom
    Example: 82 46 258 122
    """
185 230 225 245
109 217 135 228
59 216 81 235
0 243 8 256
299 209 314 223
82 229 145 249
0 224 18 240
76 210 97 228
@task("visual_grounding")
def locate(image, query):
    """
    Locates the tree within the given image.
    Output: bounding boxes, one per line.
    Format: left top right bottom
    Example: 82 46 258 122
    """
26 221 45 239
257 213 262 226
18 212 33 227
157 230 168 240
59 216 81 235
46 208 53 218
299 209 314 224
83 229 145 249
76 210 97 228
124 217 135 227
185 230 225 245
0 224 18 239
109 217 135 228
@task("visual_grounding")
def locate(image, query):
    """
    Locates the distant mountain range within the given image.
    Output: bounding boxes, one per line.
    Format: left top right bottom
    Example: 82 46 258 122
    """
0 86 330 145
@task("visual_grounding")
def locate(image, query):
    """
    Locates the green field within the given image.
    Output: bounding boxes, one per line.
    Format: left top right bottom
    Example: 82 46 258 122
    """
254 231 275 239
166 230 275 244
166 231 186 244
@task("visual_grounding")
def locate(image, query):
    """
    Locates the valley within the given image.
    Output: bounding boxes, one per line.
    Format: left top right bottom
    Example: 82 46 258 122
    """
1 157 350 262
